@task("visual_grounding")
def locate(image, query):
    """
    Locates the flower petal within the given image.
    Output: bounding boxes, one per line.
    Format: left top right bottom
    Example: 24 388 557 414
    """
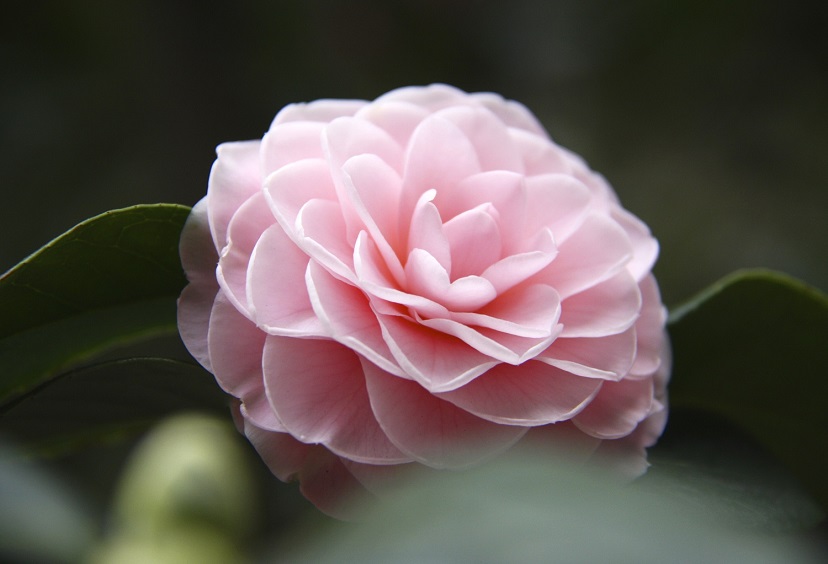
264 158 337 237
437 361 602 425
216 192 275 317
559 270 641 338
472 91 548 136
540 212 633 299
451 283 561 338
271 99 365 125
443 204 502 279
400 115 481 235
435 105 524 172
481 228 557 295
363 360 526 469
342 153 405 282
207 141 262 250
405 249 497 312
525 174 591 245
355 100 430 147
207 292 284 432
306 260 404 377
178 198 219 370
247 224 326 337
509 128 573 175
263 336 410 464
377 313 497 391
295 198 356 282
261 122 326 174
629 274 668 377
573 377 654 439
537 327 637 381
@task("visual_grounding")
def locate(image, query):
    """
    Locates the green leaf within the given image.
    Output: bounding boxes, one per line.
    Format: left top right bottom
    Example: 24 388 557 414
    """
667 269 828 510
0 358 228 456
0 204 192 403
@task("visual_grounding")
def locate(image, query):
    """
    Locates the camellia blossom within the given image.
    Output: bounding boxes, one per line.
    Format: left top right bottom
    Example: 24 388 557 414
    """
178 84 670 517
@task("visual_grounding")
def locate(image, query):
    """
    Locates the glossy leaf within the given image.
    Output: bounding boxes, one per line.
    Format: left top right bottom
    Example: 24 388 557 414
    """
0 204 191 404
667 269 828 510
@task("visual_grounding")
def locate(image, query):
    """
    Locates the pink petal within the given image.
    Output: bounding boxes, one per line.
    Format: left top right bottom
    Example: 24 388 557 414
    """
524 174 591 245
363 360 527 469
407 189 451 273
353 233 448 319
573 377 654 439
509 128 573 176
180 197 219 283
559 270 641 338
355 100 431 147
375 83 470 111
207 292 284 432
178 199 219 370
441 171 525 254
613 207 659 282
435 106 524 172
177 284 216 372
471 92 549 137
271 99 366 125
342 154 405 282
263 336 410 464
451 283 561 338
245 419 367 519
399 116 481 235
242 419 311 482
539 213 633 299
443 204 502 279
306 260 404 377
537 327 637 381
437 361 602 425
260 122 326 174
481 228 557 294
207 141 262 250
295 198 356 282
264 158 337 236
417 314 551 366
323 116 404 174
246 224 326 337
629 274 668 377
376 313 497 391
216 192 276 317
405 249 497 312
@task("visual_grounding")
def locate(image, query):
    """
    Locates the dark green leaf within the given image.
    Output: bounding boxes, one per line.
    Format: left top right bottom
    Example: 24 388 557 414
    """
0 204 192 404
0 358 228 457
667 269 828 510
0 204 190 338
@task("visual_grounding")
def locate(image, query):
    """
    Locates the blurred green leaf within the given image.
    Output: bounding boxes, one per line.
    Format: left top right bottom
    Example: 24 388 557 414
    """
274 452 825 563
0 358 227 457
667 269 828 510
0 204 191 403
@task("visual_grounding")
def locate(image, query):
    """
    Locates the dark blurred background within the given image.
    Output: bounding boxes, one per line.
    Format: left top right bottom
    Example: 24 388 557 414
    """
2 0 826 305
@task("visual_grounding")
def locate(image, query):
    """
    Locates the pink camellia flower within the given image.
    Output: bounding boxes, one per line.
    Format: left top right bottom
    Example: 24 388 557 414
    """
178 84 670 517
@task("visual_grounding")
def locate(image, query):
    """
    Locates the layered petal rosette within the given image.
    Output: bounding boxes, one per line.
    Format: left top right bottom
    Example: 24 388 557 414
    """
178 84 670 516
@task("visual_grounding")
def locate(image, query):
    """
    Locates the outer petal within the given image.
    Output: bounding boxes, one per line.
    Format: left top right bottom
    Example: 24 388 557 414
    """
573 377 654 439
435 105 524 172
558 270 641 338
437 361 602 426
247 224 326 337
216 192 275 318
261 122 326 174
207 141 262 250
263 336 410 465
207 292 283 432
178 198 219 370
271 98 366 125
363 360 527 469
537 327 637 381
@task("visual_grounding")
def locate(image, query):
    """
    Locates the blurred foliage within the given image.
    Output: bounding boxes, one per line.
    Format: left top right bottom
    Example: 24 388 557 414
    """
2 0 826 304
